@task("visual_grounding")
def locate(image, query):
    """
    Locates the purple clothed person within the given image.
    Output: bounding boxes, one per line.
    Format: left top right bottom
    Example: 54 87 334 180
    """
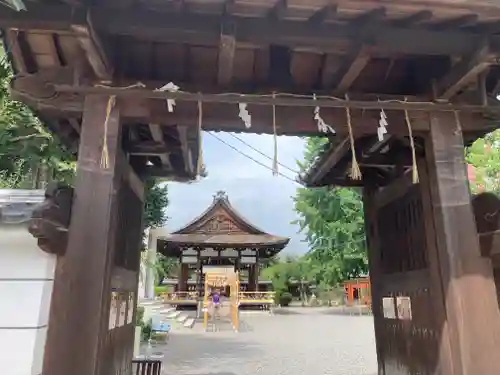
212 292 220 304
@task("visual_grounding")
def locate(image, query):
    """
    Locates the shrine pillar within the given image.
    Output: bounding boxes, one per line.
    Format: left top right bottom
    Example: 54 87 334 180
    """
422 111 500 375
39 95 145 375
178 263 189 292
248 264 258 292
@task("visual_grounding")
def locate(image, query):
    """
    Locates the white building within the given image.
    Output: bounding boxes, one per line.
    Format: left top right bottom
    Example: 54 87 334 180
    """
0 189 51 375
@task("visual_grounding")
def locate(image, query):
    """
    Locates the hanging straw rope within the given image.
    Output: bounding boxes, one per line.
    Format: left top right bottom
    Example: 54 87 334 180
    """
197 100 204 176
345 94 361 180
272 92 279 176
100 95 116 169
404 98 419 184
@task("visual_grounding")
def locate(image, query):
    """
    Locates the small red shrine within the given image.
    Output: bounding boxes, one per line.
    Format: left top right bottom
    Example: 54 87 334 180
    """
343 276 371 306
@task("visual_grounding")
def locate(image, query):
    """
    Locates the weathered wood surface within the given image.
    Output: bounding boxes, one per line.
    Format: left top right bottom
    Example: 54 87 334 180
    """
424 111 500 375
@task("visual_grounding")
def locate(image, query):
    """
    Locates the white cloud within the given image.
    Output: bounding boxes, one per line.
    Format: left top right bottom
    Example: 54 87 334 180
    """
165 132 308 255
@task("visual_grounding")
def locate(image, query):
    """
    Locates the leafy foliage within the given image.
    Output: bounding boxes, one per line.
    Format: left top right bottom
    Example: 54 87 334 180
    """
143 179 169 230
0 56 169 231
289 137 368 287
0 58 75 188
466 130 500 194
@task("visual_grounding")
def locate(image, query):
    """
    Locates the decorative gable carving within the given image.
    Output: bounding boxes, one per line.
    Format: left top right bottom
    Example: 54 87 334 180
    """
193 209 246 235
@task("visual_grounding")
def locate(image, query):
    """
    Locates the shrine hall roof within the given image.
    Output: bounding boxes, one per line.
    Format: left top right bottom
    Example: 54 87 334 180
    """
157 191 289 253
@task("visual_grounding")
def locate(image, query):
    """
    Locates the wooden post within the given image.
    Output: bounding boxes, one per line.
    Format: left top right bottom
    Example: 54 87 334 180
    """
363 187 386 375
178 263 189 292
424 111 500 375
42 95 123 375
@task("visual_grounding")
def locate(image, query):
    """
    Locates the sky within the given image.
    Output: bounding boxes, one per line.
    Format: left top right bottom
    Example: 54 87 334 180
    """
164 132 309 255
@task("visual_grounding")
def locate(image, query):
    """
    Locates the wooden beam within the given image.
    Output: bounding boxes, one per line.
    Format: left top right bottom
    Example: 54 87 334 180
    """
1 4 498 57
436 42 492 100
217 19 236 87
334 46 371 93
305 137 350 186
5 29 27 73
331 8 385 93
53 83 500 113
148 124 172 170
308 4 337 24
71 12 112 81
42 94 122 375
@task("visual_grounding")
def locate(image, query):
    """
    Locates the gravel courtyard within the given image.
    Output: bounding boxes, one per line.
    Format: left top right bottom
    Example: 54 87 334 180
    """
156 309 378 375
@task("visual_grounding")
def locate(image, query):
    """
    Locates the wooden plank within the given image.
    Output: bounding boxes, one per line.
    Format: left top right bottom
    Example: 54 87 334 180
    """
42 94 122 375
436 41 492 99
424 110 500 375
5 29 27 72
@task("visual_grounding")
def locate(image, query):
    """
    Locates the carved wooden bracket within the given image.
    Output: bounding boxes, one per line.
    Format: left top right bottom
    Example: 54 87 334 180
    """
28 182 74 256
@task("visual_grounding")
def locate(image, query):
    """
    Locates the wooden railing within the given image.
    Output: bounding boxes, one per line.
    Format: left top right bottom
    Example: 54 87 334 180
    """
238 291 275 303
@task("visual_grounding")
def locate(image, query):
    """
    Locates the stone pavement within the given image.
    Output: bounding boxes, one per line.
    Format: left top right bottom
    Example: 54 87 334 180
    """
152 309 378 375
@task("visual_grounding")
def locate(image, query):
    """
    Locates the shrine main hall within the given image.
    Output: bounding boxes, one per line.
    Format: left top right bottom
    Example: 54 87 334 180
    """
156 191 290 301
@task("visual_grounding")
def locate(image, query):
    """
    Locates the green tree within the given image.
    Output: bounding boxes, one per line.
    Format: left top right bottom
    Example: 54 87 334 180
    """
0 59 75 188
143 179 169 230
293 137 368 287
466 130 500 194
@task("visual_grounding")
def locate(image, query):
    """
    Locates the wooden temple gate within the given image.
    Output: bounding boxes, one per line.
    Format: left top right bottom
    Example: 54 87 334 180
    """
4 0 500 374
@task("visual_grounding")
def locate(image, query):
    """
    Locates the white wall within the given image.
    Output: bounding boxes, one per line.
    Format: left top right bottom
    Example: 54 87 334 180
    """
0 190 54 375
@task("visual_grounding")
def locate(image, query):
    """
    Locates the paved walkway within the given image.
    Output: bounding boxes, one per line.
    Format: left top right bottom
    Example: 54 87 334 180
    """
153 309 378 375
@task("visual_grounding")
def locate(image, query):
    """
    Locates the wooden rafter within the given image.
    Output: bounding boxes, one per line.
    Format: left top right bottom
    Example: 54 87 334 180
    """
333 46 371 94
435 41 492 99
4 29 27 72
2 5 500 57
71 12 112 81
331 7 386 93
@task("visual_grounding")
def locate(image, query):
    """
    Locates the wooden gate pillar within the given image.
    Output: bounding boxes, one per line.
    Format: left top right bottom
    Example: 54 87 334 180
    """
41 95 129 375
423 111 500 375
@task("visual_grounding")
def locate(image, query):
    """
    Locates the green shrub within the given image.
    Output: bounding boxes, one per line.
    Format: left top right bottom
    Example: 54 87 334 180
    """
141 318 152 341
154 285 168 295
278 292 293 306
